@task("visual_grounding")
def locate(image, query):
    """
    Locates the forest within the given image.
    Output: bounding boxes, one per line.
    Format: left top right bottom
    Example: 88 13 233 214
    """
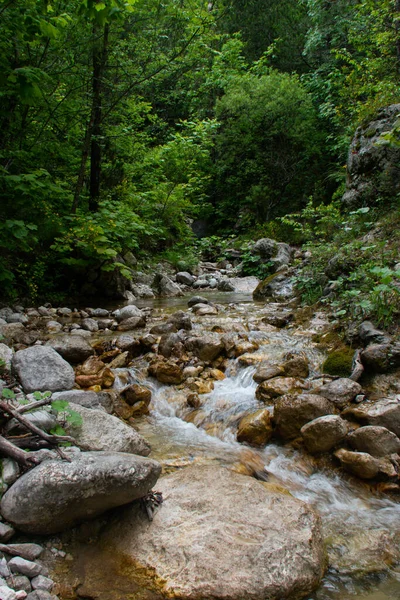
0 0 399 308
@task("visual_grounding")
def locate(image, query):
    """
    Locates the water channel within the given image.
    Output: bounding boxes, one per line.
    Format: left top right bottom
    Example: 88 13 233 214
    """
61 291 400 600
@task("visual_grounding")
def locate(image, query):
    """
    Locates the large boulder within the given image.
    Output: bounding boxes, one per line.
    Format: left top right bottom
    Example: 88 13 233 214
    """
256 377 306 403
176 272 195 286
342 397 400 437
152 274 183 297
90 465 325 600
253 272 294 301
274 394 335 440
12 346 75 393
0 452 161 534
184 335 224 362
334 449 396 480
62 403 151 456
113 304 143 323
347 426 400 457
301 415 349 454
342 104 400 207
46 336 94 364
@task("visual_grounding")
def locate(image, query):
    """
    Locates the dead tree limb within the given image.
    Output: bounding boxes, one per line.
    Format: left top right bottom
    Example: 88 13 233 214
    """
0 435 39 468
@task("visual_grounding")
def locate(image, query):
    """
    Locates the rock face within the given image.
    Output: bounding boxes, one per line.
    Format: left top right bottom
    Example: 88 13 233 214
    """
342 104 400 207
0 452 161 534
63 403 151 456
12 347 75 393
97 465 326 600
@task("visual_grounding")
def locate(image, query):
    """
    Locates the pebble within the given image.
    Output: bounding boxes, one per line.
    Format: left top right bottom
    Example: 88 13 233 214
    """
31 576 53 593
2 546 43 561
7 576 31 594
8 559 41 578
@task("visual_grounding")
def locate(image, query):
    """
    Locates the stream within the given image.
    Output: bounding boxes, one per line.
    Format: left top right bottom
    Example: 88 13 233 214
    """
58 291 400 600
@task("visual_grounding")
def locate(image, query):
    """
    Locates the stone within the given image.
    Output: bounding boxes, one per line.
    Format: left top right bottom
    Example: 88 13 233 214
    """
122 384 151 407
187 296 209 307
253 365 284 383
88 308 109 318
0 523 15 542
253 273 294 301
62 403 151 456
31 576 53 592
234 340 259 358
113 305 143 323
26 592 56 600
152 274 182 297
318 378 362 409
176 272 195 286
1 459 20 486
1 452 161 535
184 335 224 362
252 238 277 258
91 465 325 600
274 394 336 440
8 558 42 578
166 311 192 331
148 361 184 385
81 318 98 332
361 344 392 372
51 390 102 410
217 278 235 292
334 449 396 480
0 344 13 373
281 356 310 379
2 544 43 561
0 559 10 578
108 352 129 369
237 409 273 447
46 336 94 364
7 410 57 434
342 397 400 437
12 346 75 393
347 426 400 457
301 415 349 453
359 321 391 345
10 575 31 594
6 314 28 325
256 377 306 403
193 305 218 316
0 586 17 600
117 316 146 331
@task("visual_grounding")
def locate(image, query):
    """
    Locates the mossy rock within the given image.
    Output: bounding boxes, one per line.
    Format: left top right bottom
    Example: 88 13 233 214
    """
322 347 354 377
253 272 280 300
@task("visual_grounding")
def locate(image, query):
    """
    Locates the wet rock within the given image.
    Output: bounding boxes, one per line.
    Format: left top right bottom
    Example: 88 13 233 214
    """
158 332 185 358
153 274 182 297
46 336 94 364
188 379 214 394
347 426 400 457
256 377 306 403
113 304 143 323
187 296 210 307
234 340 259 358
117 316 146 331
334 449 396 479
237 409 273 447
187 393 201 408
93 465 325 600
184 335 224 362
281 356 309 379
148 361 184 385
253 364 284 383
301 415 349 453
166 311 192 331
12 347 75 393
176 272 195 286
261 313 293 328
150 322 177 335
193 305 219 316
318 378 362 409
81 318 98 332
116 335 141 354
274 394 335 440
342 397 400 437
217 278 235 292
122 384 152 407
361 343 400 372
359 321 391 345
88 308 109 318
62 403 151 456
253 272 294 301
0 452 161 534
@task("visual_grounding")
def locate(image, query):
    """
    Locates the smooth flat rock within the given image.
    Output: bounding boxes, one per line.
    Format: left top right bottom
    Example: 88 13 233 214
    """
63 403 151 456
12 346 75 393
1 452 161 534
96 465 326 600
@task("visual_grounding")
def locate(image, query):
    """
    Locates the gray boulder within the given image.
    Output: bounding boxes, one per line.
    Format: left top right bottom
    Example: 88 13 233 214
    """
274 394 335 440
252 238 277 258
153 274 183 297
87 465 325 600
0 452 161 534
301 415 349 453
0 344 13 372
81 318 98 332
12 347 75 393
46 335 94 364
253 272 294 301
62 403 151 456
187 296 209 307
51 390 104 411
318 378 362 409
113 304 143 323
343 397 400 437
359 321 391 345
176 272 195 286
347 426 400 457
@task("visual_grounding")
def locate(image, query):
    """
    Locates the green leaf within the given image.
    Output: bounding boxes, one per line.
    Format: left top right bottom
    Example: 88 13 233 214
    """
51 399 69 412
66 409 83 427
2 389 15 400
50 424 66 436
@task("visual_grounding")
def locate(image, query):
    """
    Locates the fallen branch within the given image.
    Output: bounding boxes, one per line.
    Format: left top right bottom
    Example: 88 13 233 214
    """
0 435 39 468
17 397 53 414
350 349 364 382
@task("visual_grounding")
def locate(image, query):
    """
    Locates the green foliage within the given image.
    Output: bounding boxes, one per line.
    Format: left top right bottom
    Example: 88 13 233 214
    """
322 348 355 377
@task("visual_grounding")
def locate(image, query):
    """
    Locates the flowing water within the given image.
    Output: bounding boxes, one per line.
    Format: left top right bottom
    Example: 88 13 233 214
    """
127 293 400 600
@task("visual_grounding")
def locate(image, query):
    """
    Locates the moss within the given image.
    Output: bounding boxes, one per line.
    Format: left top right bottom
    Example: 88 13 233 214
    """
322 347 354 377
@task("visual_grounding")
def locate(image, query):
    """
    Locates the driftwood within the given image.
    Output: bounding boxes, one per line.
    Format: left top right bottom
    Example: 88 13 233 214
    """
0 397 77 468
